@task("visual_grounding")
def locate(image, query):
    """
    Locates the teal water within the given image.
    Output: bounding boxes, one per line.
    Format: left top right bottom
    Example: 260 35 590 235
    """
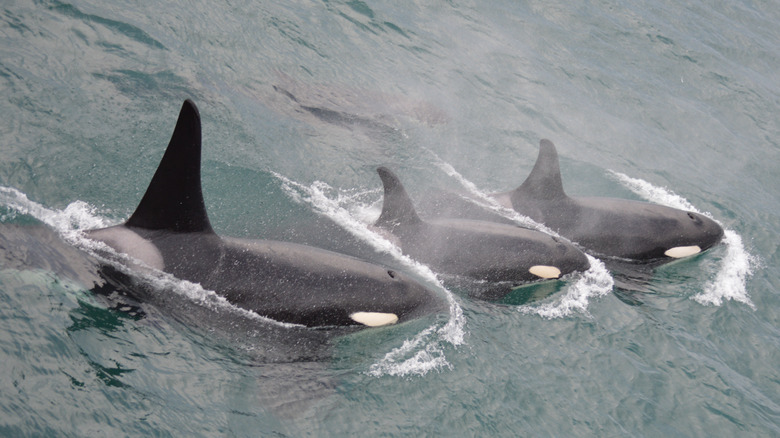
1 0 779 436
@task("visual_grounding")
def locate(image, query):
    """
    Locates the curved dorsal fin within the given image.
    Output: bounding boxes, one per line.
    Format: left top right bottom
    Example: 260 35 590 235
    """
125 100 214 234
511 139 568 204
375 167 422 228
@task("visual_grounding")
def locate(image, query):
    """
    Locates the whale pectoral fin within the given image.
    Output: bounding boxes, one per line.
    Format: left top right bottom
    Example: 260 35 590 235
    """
125 100 215 234
350 311 399 327
511 139 569 205
375 167 422 228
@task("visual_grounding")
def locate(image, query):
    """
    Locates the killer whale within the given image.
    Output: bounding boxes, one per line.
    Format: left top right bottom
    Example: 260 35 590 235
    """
491 139 724 261
374 167 590 293
85 100 445 328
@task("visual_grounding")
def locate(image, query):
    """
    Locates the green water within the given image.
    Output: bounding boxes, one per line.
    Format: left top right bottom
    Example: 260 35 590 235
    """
1 0 779 436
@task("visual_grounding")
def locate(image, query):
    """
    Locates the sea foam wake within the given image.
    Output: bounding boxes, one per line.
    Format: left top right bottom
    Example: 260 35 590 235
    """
431 157 615 319
273 174 465 377
609 172 756 308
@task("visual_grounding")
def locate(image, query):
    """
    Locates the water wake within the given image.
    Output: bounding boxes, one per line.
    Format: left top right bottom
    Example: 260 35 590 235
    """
609 172 755 308
0 186 301 328
428 154 615 318
272 174 465 376
432 160 557 234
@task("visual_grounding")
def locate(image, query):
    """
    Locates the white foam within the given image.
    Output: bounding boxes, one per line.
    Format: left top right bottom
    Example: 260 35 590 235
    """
610 171 755 308
427 155 615 318
519 255 614 318
367 327 451 377
609 171 699 212
694 230 756 308
273 173 466 376
430 155 557 234
0 186 301 328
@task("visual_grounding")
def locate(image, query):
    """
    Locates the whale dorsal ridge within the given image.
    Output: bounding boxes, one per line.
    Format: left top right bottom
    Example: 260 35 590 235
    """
512 139 568 203
375 167 422 228
126 99 214 234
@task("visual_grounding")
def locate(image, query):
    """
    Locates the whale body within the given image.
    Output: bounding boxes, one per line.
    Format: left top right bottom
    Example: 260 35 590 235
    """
85 100 445 328
374 167 590 292
491 139 724 261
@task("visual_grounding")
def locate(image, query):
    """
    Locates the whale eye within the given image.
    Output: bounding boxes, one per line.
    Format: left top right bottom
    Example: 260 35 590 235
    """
387 270 396 278
687 212 703 225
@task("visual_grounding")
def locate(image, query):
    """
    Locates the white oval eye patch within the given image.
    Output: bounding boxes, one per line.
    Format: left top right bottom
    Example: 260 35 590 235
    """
350 312 399 327
664 245 701 258
529 265 561 279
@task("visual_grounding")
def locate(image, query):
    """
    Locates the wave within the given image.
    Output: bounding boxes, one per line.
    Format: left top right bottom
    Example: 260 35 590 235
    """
272 173 466 377
609 171 756 308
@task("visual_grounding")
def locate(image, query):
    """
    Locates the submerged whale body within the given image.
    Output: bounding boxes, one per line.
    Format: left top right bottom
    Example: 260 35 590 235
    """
374 167 590 294
491 139 724 261
85 100 445 328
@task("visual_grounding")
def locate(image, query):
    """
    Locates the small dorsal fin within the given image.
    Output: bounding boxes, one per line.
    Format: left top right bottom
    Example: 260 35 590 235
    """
511 139 568 204
125 100 214 234
375 167 422 229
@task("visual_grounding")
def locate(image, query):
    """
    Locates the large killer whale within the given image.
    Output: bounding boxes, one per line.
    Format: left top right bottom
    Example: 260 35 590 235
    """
84 100 445 328
490 139 724 261
373 167 590 292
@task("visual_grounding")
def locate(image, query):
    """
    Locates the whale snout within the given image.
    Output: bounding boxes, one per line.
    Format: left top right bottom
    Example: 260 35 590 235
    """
545 236 591 278
381 270 448 324
664 211 724 259
687 211 724 251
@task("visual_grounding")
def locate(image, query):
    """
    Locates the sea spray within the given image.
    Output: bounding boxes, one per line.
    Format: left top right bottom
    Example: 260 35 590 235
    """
609 171 755 308
431 158 556 234
427 153 615 318
366 327 452 377
518 255 613 318
272 173 466 375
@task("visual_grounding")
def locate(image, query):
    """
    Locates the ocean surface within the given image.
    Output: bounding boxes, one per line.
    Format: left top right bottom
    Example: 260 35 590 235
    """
1 0 778 436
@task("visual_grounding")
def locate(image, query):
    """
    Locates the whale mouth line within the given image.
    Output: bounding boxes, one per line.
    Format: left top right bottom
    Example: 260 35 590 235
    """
664 245 702 258
350 311 399 327
529 265 561 279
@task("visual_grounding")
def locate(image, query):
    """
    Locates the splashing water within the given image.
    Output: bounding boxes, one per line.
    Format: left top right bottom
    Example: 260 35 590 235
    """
366 326 452 377
431 157 557 234
0 186 303 328
427 154 615 319
609 171 755 308
0 187 110 234
272 173 466 376
518 255 614 318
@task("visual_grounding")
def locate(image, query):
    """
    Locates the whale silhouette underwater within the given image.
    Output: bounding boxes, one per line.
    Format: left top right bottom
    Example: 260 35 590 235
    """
84 100 446 329
433 139 722 263
373 166 591 295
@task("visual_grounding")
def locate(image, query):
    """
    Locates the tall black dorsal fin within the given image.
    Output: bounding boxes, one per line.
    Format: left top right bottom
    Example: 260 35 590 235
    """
511 139 568 203
375 167 422 229
125 100 214 233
